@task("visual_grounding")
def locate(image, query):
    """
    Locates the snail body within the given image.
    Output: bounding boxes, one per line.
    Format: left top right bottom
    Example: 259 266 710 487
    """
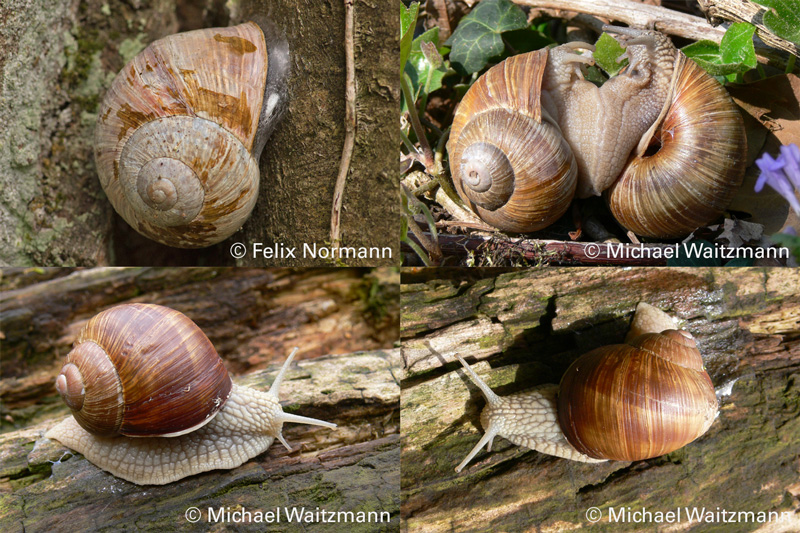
46 304 336 485
455 303 718 472
94 20 289 248
448 27 745 238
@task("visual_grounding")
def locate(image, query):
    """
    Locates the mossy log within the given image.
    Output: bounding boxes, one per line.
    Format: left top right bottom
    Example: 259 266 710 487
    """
400 267 800 532
0 266 400 532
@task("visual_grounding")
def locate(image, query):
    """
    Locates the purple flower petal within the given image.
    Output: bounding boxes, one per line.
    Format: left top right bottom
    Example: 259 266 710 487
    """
779 144 800 189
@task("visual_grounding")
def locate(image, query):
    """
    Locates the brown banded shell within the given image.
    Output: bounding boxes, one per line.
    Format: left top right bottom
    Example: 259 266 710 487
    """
557 329 718 461
94 22 271 248
448 49 578 233
55 304 232 437
605 54 747 238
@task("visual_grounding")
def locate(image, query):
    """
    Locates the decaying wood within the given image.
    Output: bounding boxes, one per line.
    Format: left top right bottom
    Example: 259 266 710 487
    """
401 268 800 532
1 350 400 532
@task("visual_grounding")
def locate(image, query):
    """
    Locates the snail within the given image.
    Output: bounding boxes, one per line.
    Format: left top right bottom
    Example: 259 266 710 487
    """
454 303 718 472
448 26 746 238
45 303 336 485
94 19 289 248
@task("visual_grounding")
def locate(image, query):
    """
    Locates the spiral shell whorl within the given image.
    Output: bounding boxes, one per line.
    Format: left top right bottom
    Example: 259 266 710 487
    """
59 304 233 438
448 49 577 233
94 22 270 248
116 116 259 242
606 55 746 238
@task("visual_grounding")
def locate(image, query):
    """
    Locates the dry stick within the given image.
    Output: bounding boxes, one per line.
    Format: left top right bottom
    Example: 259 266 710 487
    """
697 0 800 57
331 0 357 251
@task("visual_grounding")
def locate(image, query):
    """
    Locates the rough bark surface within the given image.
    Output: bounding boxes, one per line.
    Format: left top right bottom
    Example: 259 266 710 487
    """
0 266 401 531
0 0 399 266
400 268 800 532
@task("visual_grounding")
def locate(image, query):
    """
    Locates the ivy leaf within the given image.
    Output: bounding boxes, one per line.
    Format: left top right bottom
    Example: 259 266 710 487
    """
752 0 800 45
446 0 528 74
682 39 752 80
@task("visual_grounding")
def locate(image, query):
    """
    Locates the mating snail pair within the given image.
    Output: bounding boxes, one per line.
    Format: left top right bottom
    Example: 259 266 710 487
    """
454 303 718 471
46 304 336 485
95 20 289 248
448 26 747 238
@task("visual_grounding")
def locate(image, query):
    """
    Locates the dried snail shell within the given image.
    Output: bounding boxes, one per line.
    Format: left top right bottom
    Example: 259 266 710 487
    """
94 20 289 248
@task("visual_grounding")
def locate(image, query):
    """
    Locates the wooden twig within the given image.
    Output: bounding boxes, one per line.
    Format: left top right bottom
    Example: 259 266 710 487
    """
698 0 800 57
331 0 357 251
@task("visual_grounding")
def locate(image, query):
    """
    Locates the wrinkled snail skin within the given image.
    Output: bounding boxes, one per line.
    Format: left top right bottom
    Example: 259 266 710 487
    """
455 303 718 472
45 304 336 485
448 26 746 238
94 20 289 248
549 30 677 198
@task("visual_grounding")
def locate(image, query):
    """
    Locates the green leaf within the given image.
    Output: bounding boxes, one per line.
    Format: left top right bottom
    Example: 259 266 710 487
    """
770 232 800 262
406 27 450 99
447 0 528 74
595 32 628 76
752 0 800 45
400 1 420 72
681 39 752 79
720 22 757 69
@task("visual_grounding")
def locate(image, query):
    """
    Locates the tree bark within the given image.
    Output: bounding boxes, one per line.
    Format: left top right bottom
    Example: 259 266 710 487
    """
0 0 398 266
400 267 800 532
0 266 400 531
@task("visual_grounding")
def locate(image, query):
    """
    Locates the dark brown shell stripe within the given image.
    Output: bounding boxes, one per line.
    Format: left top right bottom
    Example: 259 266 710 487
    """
73 304 232 437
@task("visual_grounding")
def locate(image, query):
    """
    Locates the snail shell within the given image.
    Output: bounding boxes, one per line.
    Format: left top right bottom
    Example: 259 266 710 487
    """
455 303 718 471
54 303 232 437
94 21 288 248
606 50 747 238
557 329 717 460
448 48 578 233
